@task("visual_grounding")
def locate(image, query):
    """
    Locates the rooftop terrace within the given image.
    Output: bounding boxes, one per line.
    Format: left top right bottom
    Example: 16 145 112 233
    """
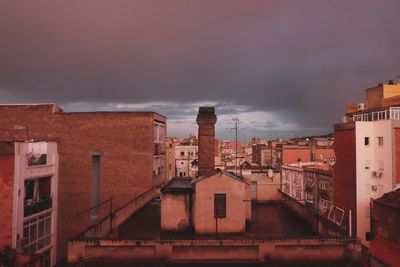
112 202 316 240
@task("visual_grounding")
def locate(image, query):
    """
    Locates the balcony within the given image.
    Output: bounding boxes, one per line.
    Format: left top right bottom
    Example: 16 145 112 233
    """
24 198 52 217
343 107 400 123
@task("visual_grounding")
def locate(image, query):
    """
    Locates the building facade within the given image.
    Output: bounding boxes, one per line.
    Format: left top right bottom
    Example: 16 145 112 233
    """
0 142 58 267
0 104 167 264
174 143 198 177
334 82 400 252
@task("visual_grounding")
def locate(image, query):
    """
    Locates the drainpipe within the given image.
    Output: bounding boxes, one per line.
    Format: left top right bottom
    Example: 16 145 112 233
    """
349 209 352 237
91 150 102 222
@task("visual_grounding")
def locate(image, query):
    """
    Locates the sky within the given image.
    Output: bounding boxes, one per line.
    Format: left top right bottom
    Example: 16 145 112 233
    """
1 1 400 142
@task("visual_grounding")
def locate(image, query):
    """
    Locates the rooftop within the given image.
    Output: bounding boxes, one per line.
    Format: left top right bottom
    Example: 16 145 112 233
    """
112 202 317 240
374 188 400 210
161 177 194 194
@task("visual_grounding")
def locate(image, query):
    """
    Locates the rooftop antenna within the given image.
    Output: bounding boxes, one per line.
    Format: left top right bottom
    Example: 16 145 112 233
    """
232 117 239 176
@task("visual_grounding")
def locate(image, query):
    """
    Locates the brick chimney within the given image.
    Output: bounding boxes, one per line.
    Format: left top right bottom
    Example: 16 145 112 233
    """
196 107 217 177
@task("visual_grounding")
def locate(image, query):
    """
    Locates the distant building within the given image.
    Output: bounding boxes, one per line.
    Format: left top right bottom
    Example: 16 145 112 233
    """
334 81 400 253
276 140 334 171
370 188 400 267
0 141 58 267
252 144 267 166
0 104 167 264
166 138 175 180
174 142 198 177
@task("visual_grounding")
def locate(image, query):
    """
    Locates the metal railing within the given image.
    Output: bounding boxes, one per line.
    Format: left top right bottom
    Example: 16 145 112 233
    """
346 106 400 122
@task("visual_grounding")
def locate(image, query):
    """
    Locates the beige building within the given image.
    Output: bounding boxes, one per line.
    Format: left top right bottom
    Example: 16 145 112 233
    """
192 171 250 234
160 177 192 231
160 170 250 234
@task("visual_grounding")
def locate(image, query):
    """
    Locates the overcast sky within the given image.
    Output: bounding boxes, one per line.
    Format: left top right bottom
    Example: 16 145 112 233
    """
1 1 400 142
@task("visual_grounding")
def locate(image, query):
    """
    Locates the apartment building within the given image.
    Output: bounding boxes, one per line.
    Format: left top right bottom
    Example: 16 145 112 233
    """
0 104 167 264
334 82 400 251
0 141 58 267
174 142 198 177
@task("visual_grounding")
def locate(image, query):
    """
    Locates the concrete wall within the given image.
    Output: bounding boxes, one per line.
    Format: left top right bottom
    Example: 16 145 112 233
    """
0 104 167 263
0 143 15 251
68 238 360 264
355 120 394 247
193 173 247 234
243 173 281 201
161 193 191 231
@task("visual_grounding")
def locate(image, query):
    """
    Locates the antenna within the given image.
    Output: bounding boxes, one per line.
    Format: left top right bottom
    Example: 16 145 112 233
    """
232 117 239 176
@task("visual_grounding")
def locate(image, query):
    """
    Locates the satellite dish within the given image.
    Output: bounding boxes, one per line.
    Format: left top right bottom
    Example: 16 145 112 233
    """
268 169 273 178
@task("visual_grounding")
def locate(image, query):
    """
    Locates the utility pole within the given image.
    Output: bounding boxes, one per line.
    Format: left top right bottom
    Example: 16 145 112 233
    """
232 117 239 176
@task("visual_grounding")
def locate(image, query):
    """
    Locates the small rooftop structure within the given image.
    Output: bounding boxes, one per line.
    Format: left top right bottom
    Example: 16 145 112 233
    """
161 170 251 234
374 188 400 210
160 177 193 194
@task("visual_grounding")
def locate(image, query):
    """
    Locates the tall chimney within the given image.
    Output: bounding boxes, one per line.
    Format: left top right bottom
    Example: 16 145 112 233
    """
196 107 217 177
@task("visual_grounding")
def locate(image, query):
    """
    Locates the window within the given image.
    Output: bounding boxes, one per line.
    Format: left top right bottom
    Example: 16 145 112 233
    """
364 137 370 146
180 151 185 156
22 211 52 255
319 198 330 214
305 192 313 203
24 177 52 216
319 180 330 191
378 137 383 146
295 188 302 200
214 194 226 218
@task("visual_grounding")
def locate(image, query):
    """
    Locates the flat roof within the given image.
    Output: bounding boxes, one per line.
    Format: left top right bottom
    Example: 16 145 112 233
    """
161 177 193 194
0 103 167 119
374 188 400 210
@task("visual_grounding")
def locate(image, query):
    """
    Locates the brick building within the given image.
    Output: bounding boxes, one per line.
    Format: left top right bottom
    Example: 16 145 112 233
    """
370 188 400 267
276 140 334 171
0 104 167 265
370 189 400 267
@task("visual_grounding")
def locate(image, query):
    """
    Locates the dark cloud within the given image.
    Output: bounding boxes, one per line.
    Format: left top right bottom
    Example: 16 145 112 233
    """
1 0 400 140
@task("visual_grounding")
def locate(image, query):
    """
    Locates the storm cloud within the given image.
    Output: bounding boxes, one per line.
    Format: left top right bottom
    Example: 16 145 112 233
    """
1 0 400 141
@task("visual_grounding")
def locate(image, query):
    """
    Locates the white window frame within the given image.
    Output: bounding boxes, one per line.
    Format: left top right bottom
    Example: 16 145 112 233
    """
22 210 52 255
305 192 313 203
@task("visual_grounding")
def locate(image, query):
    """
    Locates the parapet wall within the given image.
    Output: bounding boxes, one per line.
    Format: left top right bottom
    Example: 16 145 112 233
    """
68 238 360 265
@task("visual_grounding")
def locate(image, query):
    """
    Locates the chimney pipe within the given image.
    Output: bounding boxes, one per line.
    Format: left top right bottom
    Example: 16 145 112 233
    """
196 107 217 177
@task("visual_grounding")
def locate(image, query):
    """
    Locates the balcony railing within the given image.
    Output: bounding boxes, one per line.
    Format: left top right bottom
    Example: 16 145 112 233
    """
24 198 52 217
345 107 400 122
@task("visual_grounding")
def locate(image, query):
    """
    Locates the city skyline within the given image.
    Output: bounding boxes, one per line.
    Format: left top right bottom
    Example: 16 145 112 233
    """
1 1 400 140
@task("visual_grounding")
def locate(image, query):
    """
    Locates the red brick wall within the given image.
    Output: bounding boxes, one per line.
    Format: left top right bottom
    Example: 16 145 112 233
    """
282 148 310 165
0 152 15 250
0 105 166 262
334 127 356 235
395 129 400 184
314 148 335 161
371 204 400 267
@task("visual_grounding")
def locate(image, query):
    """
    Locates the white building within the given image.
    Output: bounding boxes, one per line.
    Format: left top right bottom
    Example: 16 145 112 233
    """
354 119 400 246
0 141 59 267
174 144 198 177
281 162 324 204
